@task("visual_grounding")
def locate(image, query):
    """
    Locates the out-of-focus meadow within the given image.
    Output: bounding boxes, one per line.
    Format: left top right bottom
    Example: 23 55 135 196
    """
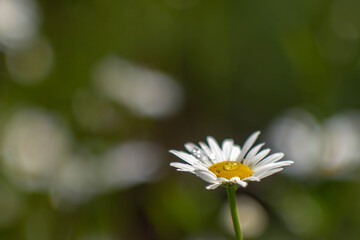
1 0 360 239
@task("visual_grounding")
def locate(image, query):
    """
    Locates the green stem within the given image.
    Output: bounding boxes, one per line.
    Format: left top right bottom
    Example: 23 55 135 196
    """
226 186 243 240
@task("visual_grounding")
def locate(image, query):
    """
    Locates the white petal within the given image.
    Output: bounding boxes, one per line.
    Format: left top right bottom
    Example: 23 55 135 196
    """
247 148 271 167
184 142 212 166
242 176 261 182
194 169 218 183
207 136 224 162
170 162 195 172
254 168 284 179
237 131 261 161
254 152 285 168
184 142 198 153
230 177 248 187
199 142 215 163
206 182 223 190
222 139 234 160
229 145 241 161
217 177 228 182
253 161 293 174
170 150 201 165
243 143 264 165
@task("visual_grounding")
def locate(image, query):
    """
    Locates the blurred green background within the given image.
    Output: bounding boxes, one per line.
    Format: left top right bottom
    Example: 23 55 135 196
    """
1 0 360 239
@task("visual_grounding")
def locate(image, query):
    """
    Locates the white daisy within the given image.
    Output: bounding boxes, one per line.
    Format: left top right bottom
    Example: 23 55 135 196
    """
170 131 294 190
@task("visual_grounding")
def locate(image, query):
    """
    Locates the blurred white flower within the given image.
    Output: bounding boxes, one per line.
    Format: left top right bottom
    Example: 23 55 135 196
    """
93 56 183 119
220 195 268 238
5 37 55 84
0 108 71 190
268 109 360 177
0 0 40 50
50 154 99 208
50 141 166 208
0 106 167 207
100 141 165 190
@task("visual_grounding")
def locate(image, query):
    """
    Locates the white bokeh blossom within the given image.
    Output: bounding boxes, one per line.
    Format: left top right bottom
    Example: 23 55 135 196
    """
268 109 360 178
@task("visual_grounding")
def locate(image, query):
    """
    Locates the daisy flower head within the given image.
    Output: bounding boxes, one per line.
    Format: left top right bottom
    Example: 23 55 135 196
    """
170 131 294 190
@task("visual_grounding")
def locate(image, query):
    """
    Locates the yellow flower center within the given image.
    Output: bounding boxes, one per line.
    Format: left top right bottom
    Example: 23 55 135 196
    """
208 161 253 180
